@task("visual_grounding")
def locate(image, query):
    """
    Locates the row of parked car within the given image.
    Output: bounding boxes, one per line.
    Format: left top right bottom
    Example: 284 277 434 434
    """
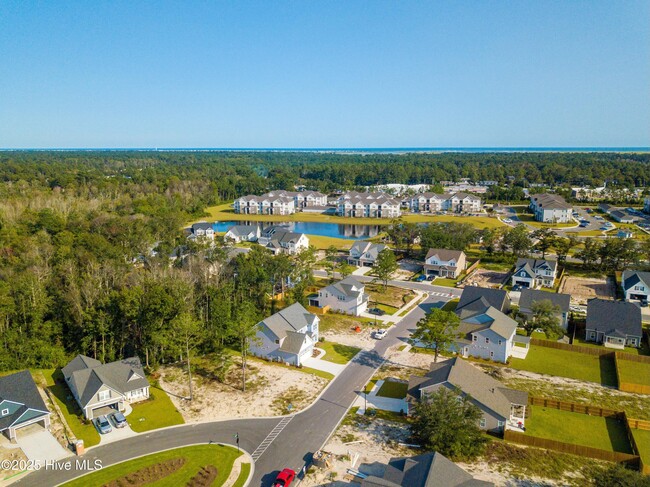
414 274 436 282
95 411 127 434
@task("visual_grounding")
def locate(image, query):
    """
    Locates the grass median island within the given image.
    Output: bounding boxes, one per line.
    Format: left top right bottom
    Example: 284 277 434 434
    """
62 444 242 487
317 341 361 364
128 385 185 433
508 345 617 386
40 369 101 448
525 407 633 454
232 462 252 487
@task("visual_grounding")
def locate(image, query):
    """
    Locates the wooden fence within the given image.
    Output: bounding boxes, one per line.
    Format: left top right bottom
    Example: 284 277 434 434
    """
529 337 612 356
528 396 620 418
614 352 650 395
503 429 639 465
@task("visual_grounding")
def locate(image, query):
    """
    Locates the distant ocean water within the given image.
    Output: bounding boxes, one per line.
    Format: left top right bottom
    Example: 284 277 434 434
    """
2 147 649 153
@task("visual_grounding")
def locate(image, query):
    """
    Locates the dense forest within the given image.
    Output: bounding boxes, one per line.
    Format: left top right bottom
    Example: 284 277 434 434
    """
1 150 649 371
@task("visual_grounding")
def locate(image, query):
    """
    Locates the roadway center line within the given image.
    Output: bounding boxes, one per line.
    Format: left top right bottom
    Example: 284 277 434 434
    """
251 416 294 461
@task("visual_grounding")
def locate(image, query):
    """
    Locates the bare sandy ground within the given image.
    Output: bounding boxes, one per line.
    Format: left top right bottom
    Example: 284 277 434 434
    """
158 358 328 422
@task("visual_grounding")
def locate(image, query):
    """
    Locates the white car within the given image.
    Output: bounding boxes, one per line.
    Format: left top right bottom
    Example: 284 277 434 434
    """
503 218 513 223
373 329 388 340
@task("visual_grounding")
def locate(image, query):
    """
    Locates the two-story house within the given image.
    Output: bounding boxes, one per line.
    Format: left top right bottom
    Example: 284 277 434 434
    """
258 226 309 255
423 249 467 279
224 224 260 243
188 222 215 241
529 194 572 223
62 355 150 419
518 289 571 330
310 277 369 316
452 287 518 363
621 270 650 302
511 258 557 289
408 358 528 433
0 370 51 441
249 303 319 366
585 299 643 349
348 241 388 267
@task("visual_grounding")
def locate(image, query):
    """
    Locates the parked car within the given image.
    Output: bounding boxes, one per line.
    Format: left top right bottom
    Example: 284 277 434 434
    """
368 307 386 316
95 415 112 434
641 299 648 308
426 275 436 281
273 468 296 487
512 284 523 292
579 222 588 228
111 411 127 428
373 329 388 340
570 305 586 313
414 275 426 282
503 218 513 223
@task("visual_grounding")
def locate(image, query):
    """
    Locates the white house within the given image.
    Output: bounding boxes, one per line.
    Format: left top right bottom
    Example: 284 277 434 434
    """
310 277 369 315
188 222 215 241
622 270 650 302
529 194 572 223
224 224 260 243
511 258 557 289
61 355 150 419
249 303 319 366
423 248 467 278
259 226 309 255
348 241 388 267
408 192 482 214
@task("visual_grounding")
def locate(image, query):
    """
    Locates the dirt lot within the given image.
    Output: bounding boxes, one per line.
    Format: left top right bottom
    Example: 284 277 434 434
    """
559 276 616 304
158 355 328 421
463 268 509 288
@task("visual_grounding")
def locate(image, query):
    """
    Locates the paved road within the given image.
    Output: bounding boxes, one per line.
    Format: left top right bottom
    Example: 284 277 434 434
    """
17 296 445 487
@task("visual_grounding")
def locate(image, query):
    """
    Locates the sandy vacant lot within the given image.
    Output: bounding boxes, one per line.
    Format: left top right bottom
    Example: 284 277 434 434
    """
158 357 328 422
464 268 509 288
560 276 615 304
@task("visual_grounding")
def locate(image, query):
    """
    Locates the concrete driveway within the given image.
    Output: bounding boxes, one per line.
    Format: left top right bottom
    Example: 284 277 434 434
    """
16 424 71 463
301 354 347 376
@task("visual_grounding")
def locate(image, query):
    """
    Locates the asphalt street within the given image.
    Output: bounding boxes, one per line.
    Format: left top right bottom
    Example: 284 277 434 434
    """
16 295 445 487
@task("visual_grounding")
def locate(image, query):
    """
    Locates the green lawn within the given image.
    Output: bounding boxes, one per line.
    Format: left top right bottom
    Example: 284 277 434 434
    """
41 369 101 448
128 385 185 433
617 359 650 387
232 462 252 487
508 345 617 386
366 283 415 308
441 299 459 311
376 380 408 399
573 338 650 357
631 429 650 466
526 407 633 453
318 341 361 364
62 444 241 487
433 277 460 287
306 234 355 250
376 303 399 315
318 313 375 333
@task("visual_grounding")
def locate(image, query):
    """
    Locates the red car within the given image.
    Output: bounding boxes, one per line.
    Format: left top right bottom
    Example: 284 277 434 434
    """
273 468 296 486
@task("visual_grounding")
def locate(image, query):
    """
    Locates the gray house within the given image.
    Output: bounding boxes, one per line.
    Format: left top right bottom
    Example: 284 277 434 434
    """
585 299 643 349
248 303 319 366
0 370 51 441
62 355 150 419
224 224 260 243
518 289 571 330
511 258 557 289
310 276 369 316
361 451 493 487
408 358 528 433
456 287 510 314
348 241 388 267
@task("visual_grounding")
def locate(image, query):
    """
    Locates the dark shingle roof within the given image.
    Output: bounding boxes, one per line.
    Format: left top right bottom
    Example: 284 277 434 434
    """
457 287 509 313
425 248 465 262
0 370 49 431
514 258 557 274
518 289 570 314
622 270 650 291
586 299 642 337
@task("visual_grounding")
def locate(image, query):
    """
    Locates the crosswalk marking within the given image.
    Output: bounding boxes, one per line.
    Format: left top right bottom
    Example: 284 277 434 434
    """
251 416 293 461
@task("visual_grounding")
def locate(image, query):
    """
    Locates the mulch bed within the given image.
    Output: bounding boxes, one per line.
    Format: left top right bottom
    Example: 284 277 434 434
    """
186 465 218 487
104 457 186 486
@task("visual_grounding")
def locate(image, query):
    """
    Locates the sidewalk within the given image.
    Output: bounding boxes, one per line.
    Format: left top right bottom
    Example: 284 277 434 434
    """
301 353 347 376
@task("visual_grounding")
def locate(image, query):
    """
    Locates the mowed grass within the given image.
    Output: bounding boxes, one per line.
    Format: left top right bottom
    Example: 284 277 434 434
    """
317 341 361 364
508 345 617 386
631 428 650 465
62 444 241 487
617 359 650 387
366 283 415 308
432 277 460 287
376 380 408 399
199 203 506 229
232 462 252 487
128 385 185 433
305 234 354 250
40 369 101 448
525 407 633 453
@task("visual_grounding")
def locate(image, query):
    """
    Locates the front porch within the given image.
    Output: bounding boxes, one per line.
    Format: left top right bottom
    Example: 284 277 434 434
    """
506 403 527 432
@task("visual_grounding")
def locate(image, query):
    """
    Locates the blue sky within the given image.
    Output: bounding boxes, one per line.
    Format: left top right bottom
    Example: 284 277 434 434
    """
0 1 648 148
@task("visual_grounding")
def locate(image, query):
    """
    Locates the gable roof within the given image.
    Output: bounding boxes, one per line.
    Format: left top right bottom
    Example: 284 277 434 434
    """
258 303 317 341
362 451 492 487
456 287 509 313
530 193 572 210
278 331 310 355
425 248 465 262
622 270 650 291
586 299 642 337
349 241 387 259
191 222 213 232
518 289 570 314
408 358 527 419
63 355 150 407
0 370 50 431
514 258 557 274
226 224 259 237
322 276 364 299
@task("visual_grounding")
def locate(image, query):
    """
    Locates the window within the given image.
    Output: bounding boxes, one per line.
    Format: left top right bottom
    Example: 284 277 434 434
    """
485 337 490 344
497 420 505 428
98 390 110 401
490 351 494 358
275 339 280 344
479 418 486 428
498 339 503 345
472 335 477 342
1 408 8 416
